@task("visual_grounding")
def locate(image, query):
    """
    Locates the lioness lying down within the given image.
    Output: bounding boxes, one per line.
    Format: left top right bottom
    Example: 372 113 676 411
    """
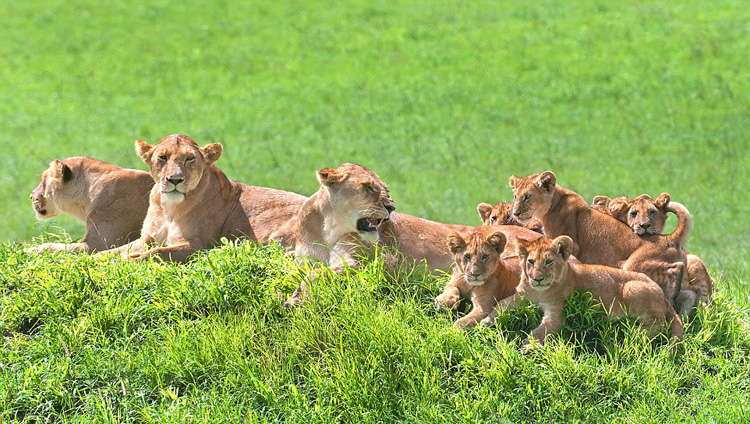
509 171 691 304
285 163 541 305
436 227 523 329
100 134 306 262
481 235 683 355
27 157 153 253
594 193 714 317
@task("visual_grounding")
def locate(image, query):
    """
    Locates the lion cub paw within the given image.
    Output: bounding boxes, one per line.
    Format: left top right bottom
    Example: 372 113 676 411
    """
434 293 460 311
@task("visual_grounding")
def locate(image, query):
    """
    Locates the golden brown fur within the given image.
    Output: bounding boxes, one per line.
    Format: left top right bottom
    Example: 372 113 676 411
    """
477 201 544 233
591 195 632 224
99 134 306 262
600 193 714 317
481 236 683 355
509 171 691 304
436 227 522 329
27 157 153 252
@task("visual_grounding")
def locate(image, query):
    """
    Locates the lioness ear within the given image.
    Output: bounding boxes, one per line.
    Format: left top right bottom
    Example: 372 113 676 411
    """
135 139 154 164
655 193 670 209
592 196 610 206
537 171 556 192
486 231 507 254
317 168 343 186
552 236 573 261
446 232 466 254
477 203 493 223
201 143 223 165
50 160 73 183
515 238 531 258
509 175 523 189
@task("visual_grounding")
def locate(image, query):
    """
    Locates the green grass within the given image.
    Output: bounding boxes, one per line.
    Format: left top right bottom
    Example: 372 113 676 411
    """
1 0 749 421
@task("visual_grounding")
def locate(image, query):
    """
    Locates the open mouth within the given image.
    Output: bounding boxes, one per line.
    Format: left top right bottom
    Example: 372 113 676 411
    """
356 217 386 232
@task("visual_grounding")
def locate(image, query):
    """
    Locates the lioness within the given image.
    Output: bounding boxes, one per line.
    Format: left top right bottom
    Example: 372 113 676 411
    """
27 157 153 252
99 134 306 261
437 227 522 329
481 235 683 355
616 193 713 316
477 201 544 234
285 163 541 305
509 171 691 304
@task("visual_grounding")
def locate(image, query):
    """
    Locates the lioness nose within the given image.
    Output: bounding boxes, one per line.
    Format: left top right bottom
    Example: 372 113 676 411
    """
384 200 396 213
166 176 184 185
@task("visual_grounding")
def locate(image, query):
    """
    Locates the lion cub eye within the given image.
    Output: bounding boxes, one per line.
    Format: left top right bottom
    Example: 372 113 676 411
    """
482 254 489 261
527 258 534 265
545 258 553 266
158 155 168 162
464 254 471 261
186 156 196 163
490 215 497 222
648 210 656 216
523 193 531 202
630 211 638 218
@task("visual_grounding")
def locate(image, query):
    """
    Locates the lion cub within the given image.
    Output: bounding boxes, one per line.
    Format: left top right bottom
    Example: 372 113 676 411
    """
27 157 153 253
509 171 691 305
481 236 683 355
435 227 522 329
477 201 544 234
597 193 714 317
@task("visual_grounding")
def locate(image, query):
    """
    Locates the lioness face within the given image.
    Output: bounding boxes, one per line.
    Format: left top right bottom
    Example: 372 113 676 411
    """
509 171 556 223
628 193 669 236
30 159 73 220
135 134 222 205
477 201 514 226
317 163 396 244
448 230 506 286
516 236 572 291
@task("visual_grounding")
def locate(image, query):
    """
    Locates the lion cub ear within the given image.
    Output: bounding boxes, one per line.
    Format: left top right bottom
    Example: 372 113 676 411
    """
592 196 610 206
50 159 73 183
552 236 573 261
537 171 556 192
509 175 523 189
608 197 631 217
201 143 223 165
654 193 671 209
515 238 531 258
316 168 343 186
446 232 466 254
135 139 154 164
477 203 493 223
486 231 507 254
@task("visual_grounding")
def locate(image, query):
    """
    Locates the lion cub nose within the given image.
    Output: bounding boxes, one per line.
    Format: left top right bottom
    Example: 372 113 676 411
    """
383 200 396 213
166 176 184 186
640 222 651 229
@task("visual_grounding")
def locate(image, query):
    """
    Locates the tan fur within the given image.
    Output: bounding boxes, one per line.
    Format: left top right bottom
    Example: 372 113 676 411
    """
509 172 691 304
286 164 542 306
477 201 544 234
27 157 153 253
616 193 714 316
591 195 632 224
98 134 306 262
481 236 683 355
436 227 522 329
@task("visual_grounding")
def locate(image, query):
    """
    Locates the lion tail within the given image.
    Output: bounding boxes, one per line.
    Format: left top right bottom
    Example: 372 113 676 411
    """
665 297 684 356
664 201 692 248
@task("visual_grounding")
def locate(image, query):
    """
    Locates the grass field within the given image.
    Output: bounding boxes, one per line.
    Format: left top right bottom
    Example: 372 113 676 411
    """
1 0 749 422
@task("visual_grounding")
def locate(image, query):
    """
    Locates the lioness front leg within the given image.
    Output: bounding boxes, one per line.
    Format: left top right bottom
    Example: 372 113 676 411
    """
480 292 522 327
97 238 148 259
26 242 90 254
129 242 195 262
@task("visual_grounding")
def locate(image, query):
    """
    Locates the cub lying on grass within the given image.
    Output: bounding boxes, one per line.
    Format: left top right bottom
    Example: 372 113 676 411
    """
509 171 691 305
27 157 153 253
436 227 522 329
477 201 544 234
481 235 683 355
99 134 306 262
596 193 714 317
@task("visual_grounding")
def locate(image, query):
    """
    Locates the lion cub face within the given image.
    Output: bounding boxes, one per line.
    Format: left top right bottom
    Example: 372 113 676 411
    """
317 163 396 244
516 236 572 291
136 134 222 204
447 230 507 286
30 159 74 220
627 193 669 236
477 201 514 226
508 171 556 223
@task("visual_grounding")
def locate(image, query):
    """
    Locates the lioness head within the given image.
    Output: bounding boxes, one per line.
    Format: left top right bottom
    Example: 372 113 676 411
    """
135 134 222 204
516 235 572 291
627 193 670 235
508 171 557 223
447 229 507 286
316 163 396 244
591 195 632 223
30 159 75 220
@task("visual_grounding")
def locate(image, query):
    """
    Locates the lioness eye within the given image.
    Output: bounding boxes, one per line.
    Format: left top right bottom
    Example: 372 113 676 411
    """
186 156 195 163
364 183 377 193
482 254 489 261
